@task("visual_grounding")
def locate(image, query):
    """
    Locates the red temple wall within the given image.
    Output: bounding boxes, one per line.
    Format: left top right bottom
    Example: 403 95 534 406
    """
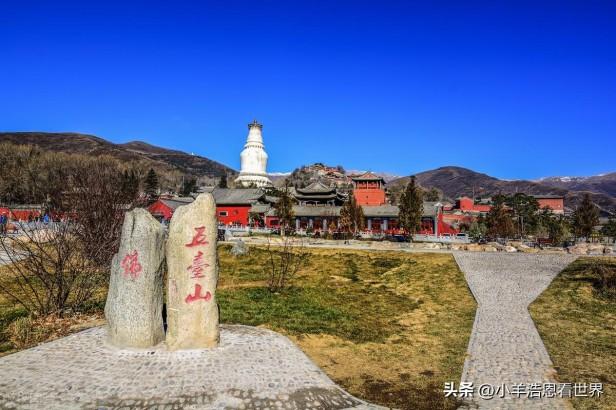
353 189 386 206
537 198 564 213
216 205 250 226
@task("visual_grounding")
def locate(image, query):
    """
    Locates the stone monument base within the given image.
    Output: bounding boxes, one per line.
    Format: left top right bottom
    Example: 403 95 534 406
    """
0 325 381 410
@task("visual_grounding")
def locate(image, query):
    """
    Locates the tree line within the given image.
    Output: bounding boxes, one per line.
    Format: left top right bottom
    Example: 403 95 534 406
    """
465 192 604 243
0 145 145 261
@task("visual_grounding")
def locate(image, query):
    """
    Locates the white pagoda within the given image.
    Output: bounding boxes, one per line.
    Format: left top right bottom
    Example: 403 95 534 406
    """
234 120 273 188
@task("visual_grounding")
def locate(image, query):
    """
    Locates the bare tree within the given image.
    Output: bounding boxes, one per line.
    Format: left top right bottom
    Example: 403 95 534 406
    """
274 182 295 236
264 236 307 292
0 221 106 317
340 194 364 234
66 156 140 268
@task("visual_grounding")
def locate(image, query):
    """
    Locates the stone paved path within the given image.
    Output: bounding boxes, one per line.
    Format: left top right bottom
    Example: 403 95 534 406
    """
454 252 576 409
0 325 382 410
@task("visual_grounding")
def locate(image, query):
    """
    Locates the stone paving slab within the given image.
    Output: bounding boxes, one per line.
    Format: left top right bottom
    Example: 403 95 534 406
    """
0 325 384 410
454 252 577 410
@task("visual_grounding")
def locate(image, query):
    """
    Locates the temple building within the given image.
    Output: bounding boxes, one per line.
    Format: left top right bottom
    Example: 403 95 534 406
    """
532 195 565 214
147 120 455 235
148 188 270 227
352 172 386 206
292 181 346 206
234 120 272 188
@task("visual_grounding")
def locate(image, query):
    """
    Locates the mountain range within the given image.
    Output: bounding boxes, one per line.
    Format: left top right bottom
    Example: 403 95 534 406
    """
1 132 614 213
388 167 616 213
0 132 235 179
536 174 616 198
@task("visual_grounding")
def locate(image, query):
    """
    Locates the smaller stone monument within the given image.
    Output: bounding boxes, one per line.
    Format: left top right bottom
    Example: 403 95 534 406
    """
105 208 165 348
231 239 249 256
166 193 220 349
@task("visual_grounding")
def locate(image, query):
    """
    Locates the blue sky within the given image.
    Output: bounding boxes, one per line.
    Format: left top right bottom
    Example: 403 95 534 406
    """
1 1 614 179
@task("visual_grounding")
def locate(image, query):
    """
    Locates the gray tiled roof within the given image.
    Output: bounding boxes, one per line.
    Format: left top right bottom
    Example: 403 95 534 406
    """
361 205 399 217
160 197 195 210
251 202 441 218
350 172 384 181
422 202 441 216
250 204 271 214
296 181 336 194
211 188 264 205
292 206 341 217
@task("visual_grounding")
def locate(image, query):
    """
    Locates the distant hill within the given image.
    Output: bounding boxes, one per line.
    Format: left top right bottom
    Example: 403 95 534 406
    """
0 132 236 179
537 173 616 198
389 166 616 213
2 133 613 213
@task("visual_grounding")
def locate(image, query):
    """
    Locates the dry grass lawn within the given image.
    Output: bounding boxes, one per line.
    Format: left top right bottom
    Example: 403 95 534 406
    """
0 245 476 409
530 257 616 410
218 245 476 409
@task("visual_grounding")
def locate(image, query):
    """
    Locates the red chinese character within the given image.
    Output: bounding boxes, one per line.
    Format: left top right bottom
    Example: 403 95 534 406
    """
120 250 142 280
185 283 212 304
187 251 210 279
185 226 209 247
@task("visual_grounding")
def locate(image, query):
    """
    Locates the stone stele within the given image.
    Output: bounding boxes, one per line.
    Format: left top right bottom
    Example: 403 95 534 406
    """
166 193 220 349
105 208 165 348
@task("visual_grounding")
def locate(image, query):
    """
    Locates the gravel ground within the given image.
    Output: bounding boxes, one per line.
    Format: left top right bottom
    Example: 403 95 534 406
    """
454 252 577 410
0 325 384 410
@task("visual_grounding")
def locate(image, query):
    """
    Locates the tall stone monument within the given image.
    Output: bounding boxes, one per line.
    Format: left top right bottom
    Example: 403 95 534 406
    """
166 193 220 349
105 208 165 348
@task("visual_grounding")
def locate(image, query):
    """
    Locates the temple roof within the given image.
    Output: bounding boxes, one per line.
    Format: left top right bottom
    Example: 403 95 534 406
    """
360 205 399 217
296 181 336 194
159 197 195 210
293 205 341 217
351 172 384 182
212 188 264 205
250 201 443 218
249 203 271 214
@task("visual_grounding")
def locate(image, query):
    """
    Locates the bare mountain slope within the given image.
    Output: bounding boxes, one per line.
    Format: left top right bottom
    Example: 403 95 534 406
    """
538 173 616 198
0 132 236 178
389 166 616 212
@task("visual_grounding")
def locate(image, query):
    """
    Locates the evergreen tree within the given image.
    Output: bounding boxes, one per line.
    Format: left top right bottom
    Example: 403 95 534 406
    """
548 215 569 245
425 187 440 202
601 217 616 243
144 168 159 198
506 193 540 237
339 198 353 233
398 176 423 235
354 198 365 232
219 175 228 188
468 215 488 241
274 183 295 236
538 208 570 245
181 177 197 196
486 195 515 239
572 193 599 240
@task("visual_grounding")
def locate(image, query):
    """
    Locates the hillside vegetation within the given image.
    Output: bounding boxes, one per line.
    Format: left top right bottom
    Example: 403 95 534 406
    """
0 132 236 186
